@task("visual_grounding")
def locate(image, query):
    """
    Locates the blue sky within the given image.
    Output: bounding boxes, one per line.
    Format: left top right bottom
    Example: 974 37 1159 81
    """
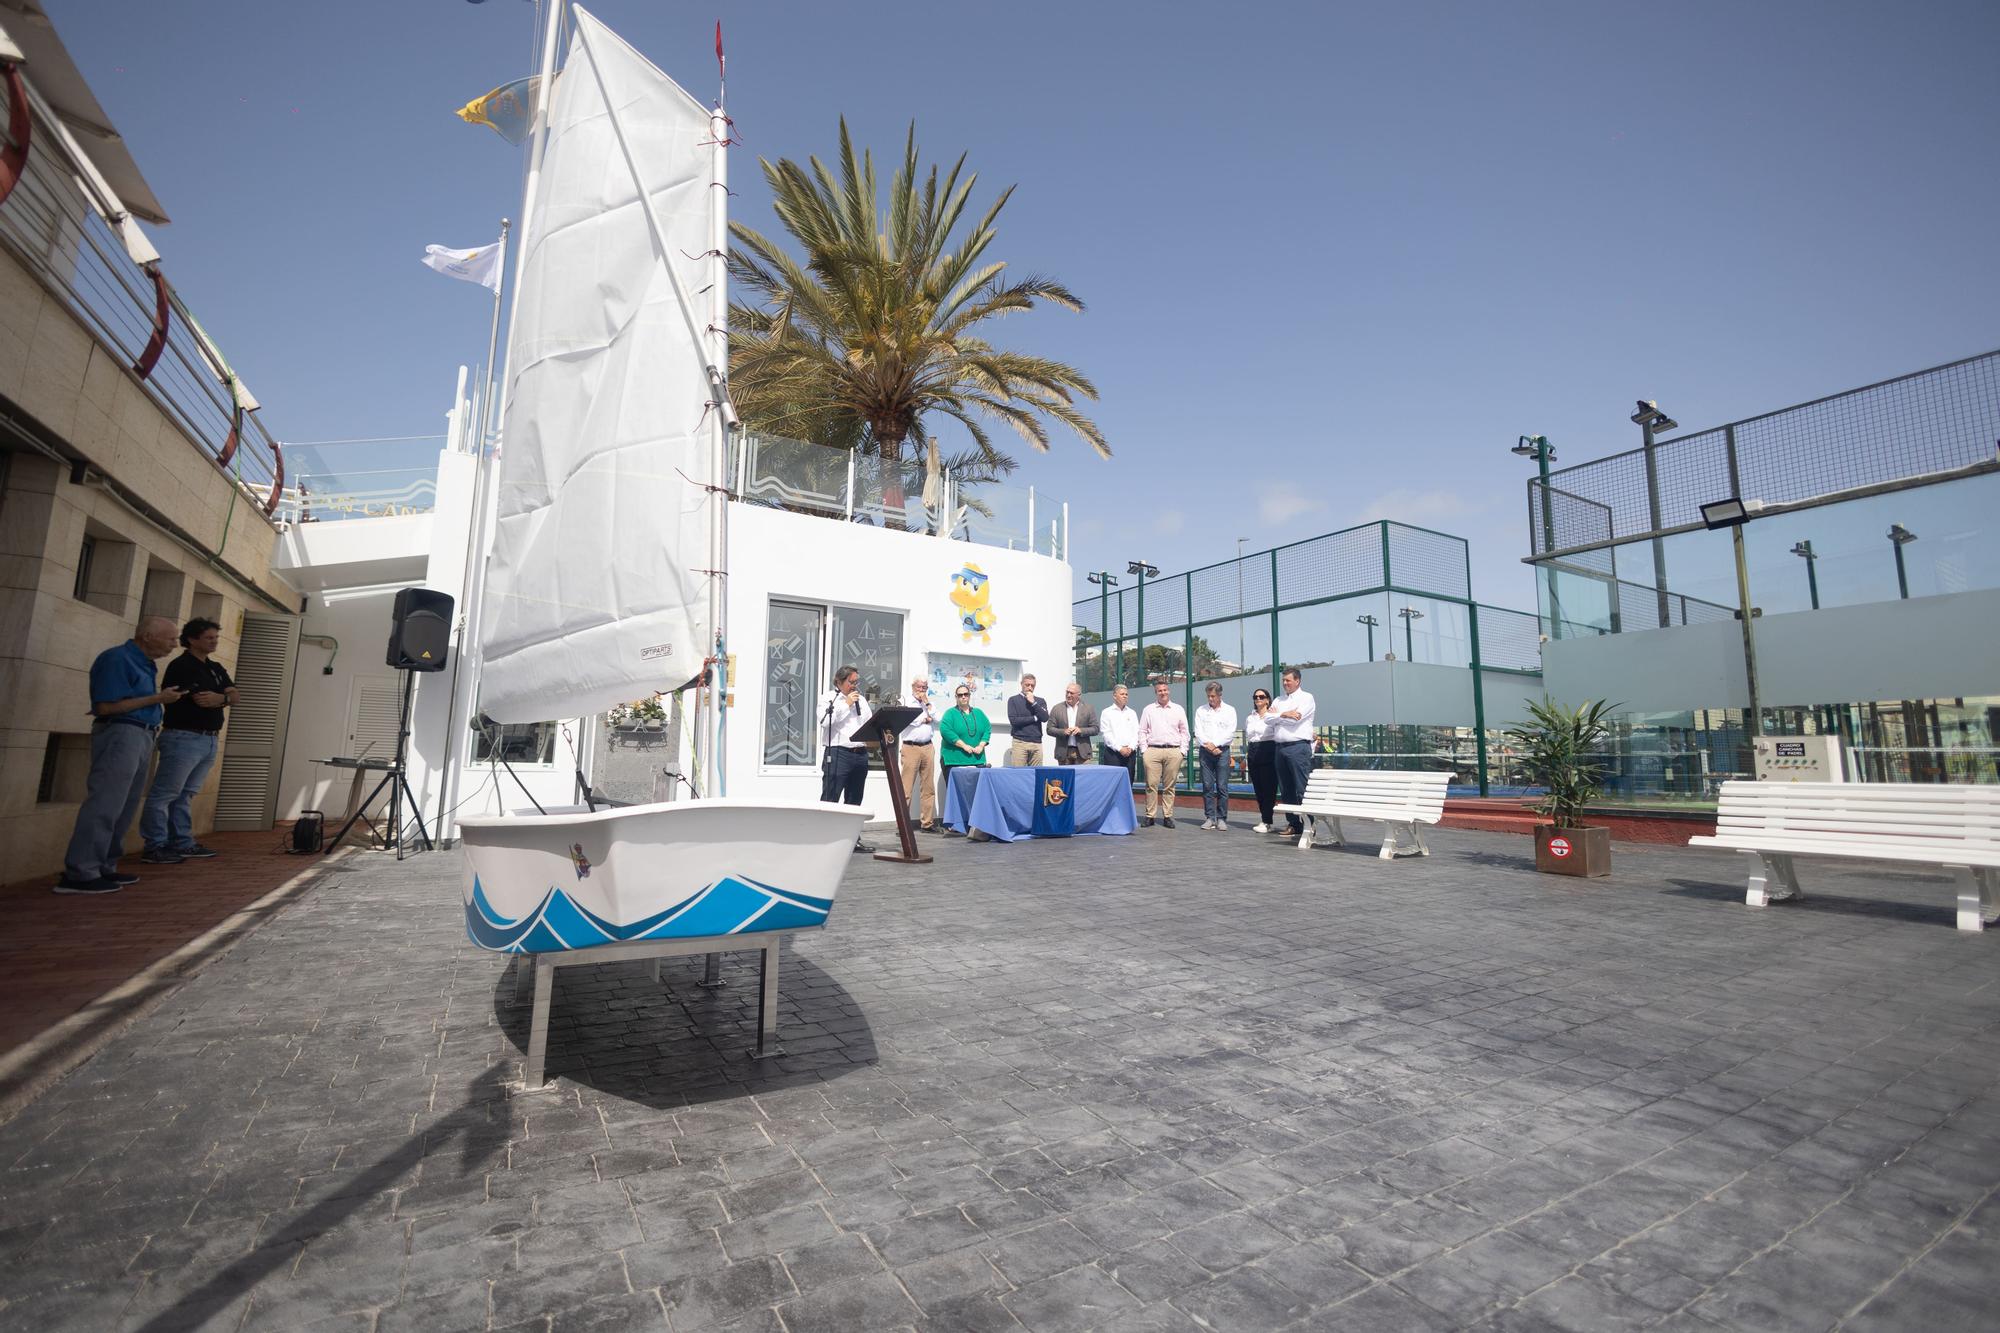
52 0 2000 612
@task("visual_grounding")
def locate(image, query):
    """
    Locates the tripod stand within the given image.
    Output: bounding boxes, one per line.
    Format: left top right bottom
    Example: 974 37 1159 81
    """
327 668 432 858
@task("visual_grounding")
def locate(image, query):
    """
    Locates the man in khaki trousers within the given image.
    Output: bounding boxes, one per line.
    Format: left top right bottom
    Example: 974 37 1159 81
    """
898 677 941 832
1136 680 1189 828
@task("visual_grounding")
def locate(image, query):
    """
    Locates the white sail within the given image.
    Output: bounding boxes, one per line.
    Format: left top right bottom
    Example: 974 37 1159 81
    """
477 6 717 723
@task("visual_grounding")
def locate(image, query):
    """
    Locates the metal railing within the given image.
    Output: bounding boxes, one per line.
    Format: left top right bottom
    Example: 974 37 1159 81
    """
0 99 286 514
1529 350 2000 560
729 432 1067 559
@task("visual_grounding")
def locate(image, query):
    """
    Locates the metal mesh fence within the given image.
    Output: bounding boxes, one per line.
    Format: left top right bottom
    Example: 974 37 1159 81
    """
1476 605 1544 672
1386 524 1470 600
1529 351 2000 556
1274 527 1381 606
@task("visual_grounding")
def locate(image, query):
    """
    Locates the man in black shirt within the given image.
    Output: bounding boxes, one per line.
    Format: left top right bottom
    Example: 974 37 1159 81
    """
139 617 239 863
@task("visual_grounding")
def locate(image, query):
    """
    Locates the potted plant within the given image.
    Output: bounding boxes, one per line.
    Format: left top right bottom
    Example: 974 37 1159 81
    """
1506 697 1617 878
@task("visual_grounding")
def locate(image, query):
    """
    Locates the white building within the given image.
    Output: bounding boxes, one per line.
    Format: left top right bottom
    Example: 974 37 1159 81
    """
268 372 1076 839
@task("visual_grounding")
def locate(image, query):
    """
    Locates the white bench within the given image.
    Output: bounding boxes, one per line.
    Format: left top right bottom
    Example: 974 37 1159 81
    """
1273 769 1450 857
1689 781 2000 932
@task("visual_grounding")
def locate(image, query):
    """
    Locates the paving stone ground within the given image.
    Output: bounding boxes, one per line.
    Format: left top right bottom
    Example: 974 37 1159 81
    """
2 822 1996 1332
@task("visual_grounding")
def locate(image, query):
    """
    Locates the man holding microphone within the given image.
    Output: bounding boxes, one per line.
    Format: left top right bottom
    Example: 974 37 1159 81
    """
819 665 875 853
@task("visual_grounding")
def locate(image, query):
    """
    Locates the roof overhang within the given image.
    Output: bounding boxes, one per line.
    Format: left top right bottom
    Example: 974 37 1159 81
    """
0 0 169 224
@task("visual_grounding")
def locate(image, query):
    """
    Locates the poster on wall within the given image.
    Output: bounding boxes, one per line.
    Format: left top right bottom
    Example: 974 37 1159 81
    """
928 653 1019 720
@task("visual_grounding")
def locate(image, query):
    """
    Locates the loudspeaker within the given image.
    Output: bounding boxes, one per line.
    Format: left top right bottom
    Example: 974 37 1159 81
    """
387 587 454 672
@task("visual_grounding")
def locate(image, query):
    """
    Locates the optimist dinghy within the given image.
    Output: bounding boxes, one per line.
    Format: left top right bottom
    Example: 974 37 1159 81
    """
453 4 864 1084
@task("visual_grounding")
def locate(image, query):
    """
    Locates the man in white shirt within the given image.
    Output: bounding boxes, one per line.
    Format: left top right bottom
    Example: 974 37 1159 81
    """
1268 667 1317 837
819 665 875 852
898 676 940 833
1098 683 1140 785
1137 680 1189 829
1193 682 1239 830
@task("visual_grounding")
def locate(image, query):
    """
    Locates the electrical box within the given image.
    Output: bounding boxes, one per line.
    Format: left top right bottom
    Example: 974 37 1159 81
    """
1752 735 1846 783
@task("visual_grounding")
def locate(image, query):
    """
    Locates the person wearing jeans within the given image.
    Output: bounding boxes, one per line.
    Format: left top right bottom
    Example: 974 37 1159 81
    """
1193 682 1238 829
59 616 183 894
1267 667 1318 836
141 616 237 862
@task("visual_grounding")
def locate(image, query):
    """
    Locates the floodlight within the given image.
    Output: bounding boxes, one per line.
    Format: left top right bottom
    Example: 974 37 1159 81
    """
1086 572 1119 587
1632 400 1678 432
1701 498 1750 529
1887 524 1917 545
1126 560 1159 577
1789 541 1815 560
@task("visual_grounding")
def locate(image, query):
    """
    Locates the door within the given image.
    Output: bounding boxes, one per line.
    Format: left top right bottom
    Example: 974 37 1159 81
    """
212 611 300 829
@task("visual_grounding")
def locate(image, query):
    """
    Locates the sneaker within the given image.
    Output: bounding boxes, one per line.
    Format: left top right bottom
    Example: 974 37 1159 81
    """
1162 818 1176 829
141 847 184 865
173 843 220 859
108 871 141 885
1141 817 1156 828
54 876 124 895
852 840 878 854
1252 822 1271 833
1217 821 1229 831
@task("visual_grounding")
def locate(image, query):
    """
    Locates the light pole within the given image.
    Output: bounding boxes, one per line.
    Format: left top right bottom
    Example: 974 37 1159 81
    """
1397 606 1424 663
1086 571 1118 688
1887 525 1917 599
1633 401 1679 629
1789 540 1819 610
1512 434 1561 639
1235 537 1247 672
1701 498 1762 738
1356 614 1379 661
1126 560 1158 679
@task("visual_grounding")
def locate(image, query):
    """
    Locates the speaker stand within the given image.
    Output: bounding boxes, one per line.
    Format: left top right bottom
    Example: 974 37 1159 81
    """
328 669 432 859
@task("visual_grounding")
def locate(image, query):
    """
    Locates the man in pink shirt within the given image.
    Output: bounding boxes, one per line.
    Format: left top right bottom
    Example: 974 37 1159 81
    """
1137 680 1189 828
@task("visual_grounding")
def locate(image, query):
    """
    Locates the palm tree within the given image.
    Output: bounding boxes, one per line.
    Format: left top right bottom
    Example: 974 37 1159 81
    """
728 120 1110 481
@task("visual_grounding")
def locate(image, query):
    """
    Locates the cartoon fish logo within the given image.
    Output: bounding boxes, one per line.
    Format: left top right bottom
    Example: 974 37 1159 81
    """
569 843 592 879
950 563 996 645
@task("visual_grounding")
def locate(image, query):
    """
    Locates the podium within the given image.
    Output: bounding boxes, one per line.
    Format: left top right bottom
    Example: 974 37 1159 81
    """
854 705 932 865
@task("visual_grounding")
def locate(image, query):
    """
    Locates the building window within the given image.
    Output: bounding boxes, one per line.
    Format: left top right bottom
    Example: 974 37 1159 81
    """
471 720 557 766
761 600 905 767
37 734 91 803
73 535 96 602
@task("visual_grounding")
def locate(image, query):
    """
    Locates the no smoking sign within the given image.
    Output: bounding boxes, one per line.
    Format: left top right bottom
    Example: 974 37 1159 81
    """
1547 835 1572 859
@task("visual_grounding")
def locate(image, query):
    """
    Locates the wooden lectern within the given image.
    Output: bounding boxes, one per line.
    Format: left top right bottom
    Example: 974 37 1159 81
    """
855 705 932 865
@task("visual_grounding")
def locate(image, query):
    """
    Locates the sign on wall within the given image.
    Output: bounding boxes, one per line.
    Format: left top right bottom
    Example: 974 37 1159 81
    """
929 653 1019 720
950 563 996 644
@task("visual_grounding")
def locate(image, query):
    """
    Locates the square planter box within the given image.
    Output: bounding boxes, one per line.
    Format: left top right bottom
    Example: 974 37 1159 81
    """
1534 823 1611 877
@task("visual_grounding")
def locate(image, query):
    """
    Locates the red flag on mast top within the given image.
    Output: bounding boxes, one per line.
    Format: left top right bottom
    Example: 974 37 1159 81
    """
715 21 725 94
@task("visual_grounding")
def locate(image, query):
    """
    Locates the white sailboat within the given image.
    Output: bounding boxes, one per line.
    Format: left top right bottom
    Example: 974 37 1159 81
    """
453 4 865 1085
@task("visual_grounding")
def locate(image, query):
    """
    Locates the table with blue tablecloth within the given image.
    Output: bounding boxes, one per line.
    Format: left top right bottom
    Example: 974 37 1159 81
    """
941 766 1138 841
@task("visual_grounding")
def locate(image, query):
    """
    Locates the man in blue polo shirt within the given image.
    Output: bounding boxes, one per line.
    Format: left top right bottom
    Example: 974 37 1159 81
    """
57 616 184 894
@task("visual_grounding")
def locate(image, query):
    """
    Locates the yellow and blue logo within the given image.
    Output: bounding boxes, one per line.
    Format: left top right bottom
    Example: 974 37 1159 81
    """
950 563 996 645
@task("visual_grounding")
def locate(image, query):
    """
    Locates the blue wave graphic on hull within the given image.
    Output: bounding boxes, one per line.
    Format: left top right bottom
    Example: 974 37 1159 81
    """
466 875 833 954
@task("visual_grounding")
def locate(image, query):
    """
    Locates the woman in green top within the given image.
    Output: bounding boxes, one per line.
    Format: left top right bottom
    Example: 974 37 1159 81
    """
940 685 992 766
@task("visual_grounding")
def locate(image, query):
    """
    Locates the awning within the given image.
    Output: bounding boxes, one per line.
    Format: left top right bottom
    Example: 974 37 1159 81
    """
0 0 168 224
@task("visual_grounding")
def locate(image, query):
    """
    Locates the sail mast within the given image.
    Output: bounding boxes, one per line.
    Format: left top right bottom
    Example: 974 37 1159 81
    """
706 84 731 797
441 0 566 834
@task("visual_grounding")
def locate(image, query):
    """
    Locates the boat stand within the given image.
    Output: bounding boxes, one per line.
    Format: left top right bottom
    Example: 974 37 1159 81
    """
509 931 793 1089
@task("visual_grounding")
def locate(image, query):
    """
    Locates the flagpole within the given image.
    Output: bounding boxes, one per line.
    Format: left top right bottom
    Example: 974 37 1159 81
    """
435 219 510 843
443 0 566 831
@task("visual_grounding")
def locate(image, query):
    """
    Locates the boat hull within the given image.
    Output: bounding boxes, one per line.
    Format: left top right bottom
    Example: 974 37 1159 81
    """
458 800 867 954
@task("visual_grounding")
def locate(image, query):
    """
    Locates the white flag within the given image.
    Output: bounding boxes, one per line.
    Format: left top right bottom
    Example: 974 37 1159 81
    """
421 241 504 291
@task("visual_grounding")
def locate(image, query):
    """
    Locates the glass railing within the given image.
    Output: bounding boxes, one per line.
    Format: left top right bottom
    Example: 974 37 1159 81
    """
729 432 1067 559
1538 470 2000 633
274 467 439 524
